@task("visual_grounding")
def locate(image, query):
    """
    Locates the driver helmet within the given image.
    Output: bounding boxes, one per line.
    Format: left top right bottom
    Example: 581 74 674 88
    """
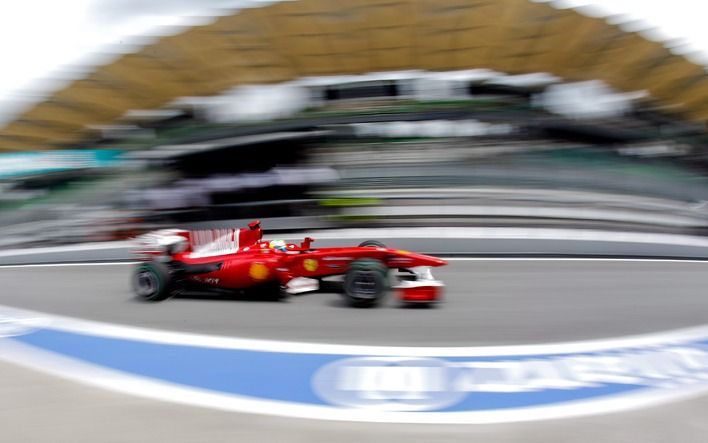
269 239 288 252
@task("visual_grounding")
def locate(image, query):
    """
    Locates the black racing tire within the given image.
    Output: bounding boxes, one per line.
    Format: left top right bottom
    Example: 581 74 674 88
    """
343 259 388 308
266 282 291 302
244 281 290 302
133 261 174 302
358 240 386 248
274 285 291 301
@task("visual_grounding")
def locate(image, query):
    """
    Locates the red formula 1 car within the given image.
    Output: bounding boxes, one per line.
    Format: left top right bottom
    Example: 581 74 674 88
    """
132 221 446 307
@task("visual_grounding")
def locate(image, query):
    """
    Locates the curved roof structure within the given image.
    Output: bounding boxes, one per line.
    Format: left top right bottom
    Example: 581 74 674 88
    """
1 0 707 150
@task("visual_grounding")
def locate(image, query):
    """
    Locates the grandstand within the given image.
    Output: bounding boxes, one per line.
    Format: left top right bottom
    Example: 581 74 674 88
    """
0 0 706 151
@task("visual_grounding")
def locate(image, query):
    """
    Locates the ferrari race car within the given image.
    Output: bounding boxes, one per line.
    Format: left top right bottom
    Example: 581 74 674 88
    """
132 221 446 307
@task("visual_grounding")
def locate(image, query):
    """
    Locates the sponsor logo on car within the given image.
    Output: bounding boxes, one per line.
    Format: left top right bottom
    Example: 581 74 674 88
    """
303 259 319 272
249 262 269 280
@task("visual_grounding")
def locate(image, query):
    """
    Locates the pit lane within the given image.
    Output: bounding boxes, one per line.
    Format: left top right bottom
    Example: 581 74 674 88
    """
2 258 708 345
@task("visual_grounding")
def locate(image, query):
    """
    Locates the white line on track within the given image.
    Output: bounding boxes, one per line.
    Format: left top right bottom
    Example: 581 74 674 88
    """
3 300 708 357
3 309 708 424
3 226 708 259
1 253 708 356
0 261 138 268
292 227 708 248
444 257 708 263
3 257 708 269
4 336 708 425
0 240 132 258
3 252 708 423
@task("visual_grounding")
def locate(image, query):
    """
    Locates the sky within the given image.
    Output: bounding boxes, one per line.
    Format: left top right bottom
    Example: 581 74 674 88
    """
0 0 706 123
549 0 708 65
0 0 258 123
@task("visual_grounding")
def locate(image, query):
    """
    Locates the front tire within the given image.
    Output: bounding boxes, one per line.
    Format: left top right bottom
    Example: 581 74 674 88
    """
133 261 173 302
264 281 291 301
343 259 388 307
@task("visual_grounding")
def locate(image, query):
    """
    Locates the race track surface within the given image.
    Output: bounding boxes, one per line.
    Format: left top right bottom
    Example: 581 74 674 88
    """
2 356 707 443
2 259 708 345
4 257 708 442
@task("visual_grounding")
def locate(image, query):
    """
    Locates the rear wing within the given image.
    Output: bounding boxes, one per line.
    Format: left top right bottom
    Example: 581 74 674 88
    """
134 220 262 259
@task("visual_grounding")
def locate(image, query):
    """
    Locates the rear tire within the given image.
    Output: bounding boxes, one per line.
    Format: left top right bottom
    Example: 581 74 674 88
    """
343 259 388 308
358 240 386 248
133 261 173 302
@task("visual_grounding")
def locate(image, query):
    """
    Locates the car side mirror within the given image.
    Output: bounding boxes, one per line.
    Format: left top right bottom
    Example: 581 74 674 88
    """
248 220 261 230
301 237 314 250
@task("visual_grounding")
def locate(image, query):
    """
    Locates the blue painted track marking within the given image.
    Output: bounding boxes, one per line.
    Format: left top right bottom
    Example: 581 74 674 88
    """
3 305 708 423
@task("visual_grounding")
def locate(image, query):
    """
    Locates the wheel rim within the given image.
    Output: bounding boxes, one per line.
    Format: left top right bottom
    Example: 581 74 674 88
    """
135 269 159 297
351 271 378 299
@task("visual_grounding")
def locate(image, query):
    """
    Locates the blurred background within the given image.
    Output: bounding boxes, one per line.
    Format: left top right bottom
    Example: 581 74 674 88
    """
5 1 708 442
2 0 708 247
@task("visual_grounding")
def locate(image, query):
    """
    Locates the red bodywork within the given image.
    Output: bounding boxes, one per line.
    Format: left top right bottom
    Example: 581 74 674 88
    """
136 221 447 301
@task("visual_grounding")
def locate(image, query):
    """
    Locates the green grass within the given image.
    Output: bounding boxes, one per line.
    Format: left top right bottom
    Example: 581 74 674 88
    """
320 197 382 207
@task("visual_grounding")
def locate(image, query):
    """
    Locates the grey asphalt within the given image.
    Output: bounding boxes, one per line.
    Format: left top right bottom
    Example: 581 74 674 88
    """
7 236 708 266
1 260 708 345
3 258 708 442
2 357 708 443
